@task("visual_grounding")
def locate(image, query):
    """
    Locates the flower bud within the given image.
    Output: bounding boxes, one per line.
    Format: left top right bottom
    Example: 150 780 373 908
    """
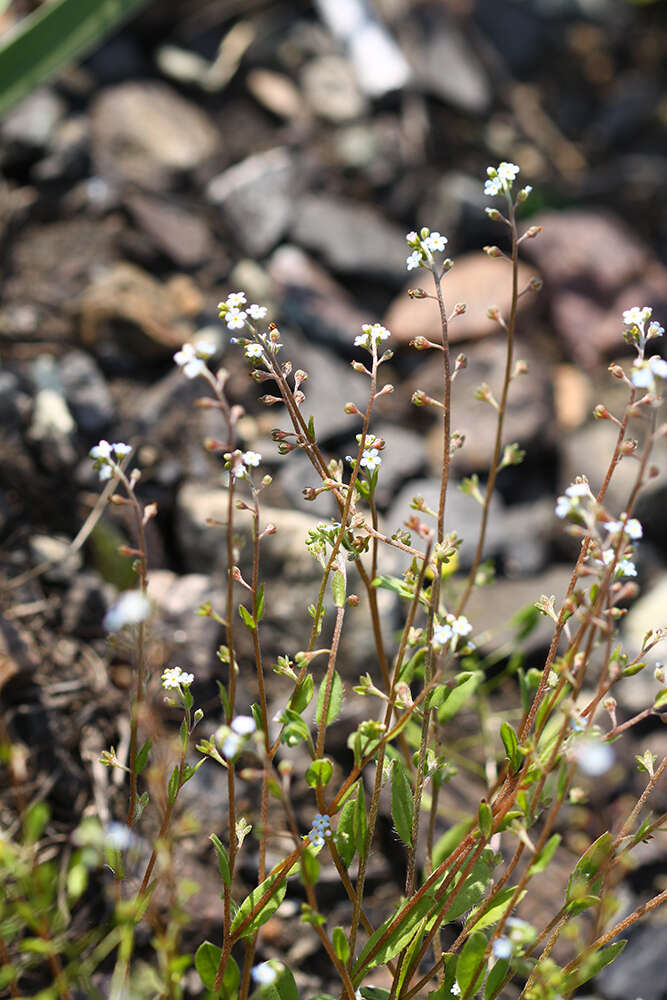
648 464 660 479
259 394 281 405
485 207 501 220
594 404 611 420
487 306 500 321
408 287 428 299
351 361 367 373
483 245 502 257
620 438 638 455
347 594 359 607
442 258 453 272
454 302 466 314
411 390 426 406
525 225 542 239
528 276 543 292
411 336 430 350
193 708 204 724
609 364 625 379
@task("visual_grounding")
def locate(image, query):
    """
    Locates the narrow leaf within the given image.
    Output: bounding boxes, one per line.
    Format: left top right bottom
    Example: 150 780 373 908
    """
316 670 343 727
528 833 561 875
230 867 288 939
391 759 414 846
209 833 230 888
456 930 487 996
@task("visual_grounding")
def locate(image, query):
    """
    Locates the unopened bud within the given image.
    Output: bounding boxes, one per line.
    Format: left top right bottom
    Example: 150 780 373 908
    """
302 487 317 500
109 494 129 505
261 475 272 487
411 336 430 350
594 404 611 420
264 523 277 535
454 302 466 314
195 396 217 408
648 464 659 479
347 594 359 606
513 359 528 376
620 438 638 456
250 369 273 382
525 226 542 239
412 390 426 406
609 364 625 379
278 759 293 776
268 322 277 331
408 287 428 299
655 665 665 683
259 395 281 405
351 361 367 373
602 696 616 712
658 423 667 437
528 276 543 292
344 402 360 415
442 258 453 272
484 245 502 258
487 306 500 321
455 353 467 371
193 708 204 724
485 207 501 220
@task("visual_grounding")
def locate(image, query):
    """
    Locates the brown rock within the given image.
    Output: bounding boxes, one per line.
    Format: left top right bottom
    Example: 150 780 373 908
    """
125 193 213 268
74 262 203 358
521 209 647 296
91 82 220 189
384 252 537 344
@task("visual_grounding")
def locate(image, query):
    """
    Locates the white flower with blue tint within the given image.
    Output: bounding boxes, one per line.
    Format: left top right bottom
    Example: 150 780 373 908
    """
104 590 150 632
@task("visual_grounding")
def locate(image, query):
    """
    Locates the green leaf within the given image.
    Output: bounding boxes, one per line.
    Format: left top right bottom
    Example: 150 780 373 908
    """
564 894 600 916
353 782 368 858
195 941 239 994
257 963 300 1000
456 930 487 997
209 833 230 888
478 800 493 840
485 957 509 999
135 738 152 775
432 817 473 868
566 832 613 903
307 416 316 441
467 886 526 932
437 853 495 924
653 687 667 710
230 868 288 939
0 0 149 119
332 570 346 608
500 722 522 773
291 674 314 714
391 759 414 847
528 834 561 875
354 893 435 974
279 708 312 747
563 940 626 991
167 764 180 804
332 926 349 964
256 583 265 622
316 670 343 727
438 672 482 724
23 801 50 845
336 794 357 867
239 604 256 630
305 758 333 788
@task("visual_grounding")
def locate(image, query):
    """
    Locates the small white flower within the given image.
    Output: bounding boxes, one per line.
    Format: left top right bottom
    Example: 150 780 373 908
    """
484 176 502 197
623 305 652 327
360 448 382 472
492 937 513 960
311 813 332 835
555 495 572 519
112 442 132 457
226 307 247 330
520 185 533 197
226 291 247 308
241 450 261 468
565 482 589 498
631 365 653 389
251 962 277 986
231 715 256 735
104 822 137 852
497 161 520 183
406 250 422 271
104 590 150 632
174 343 207 378
451 985 461 997
423 231 448 253
432 623 453 646
245 344 264 360
222 732 243 760
574 739 614 776
625 518 643 539
161 666 194 689
649 356 667 380
309 831 325 848
90 440 113 461
248 303 267 320
648 321 664 339
450 615 472 637
484 162 520 197
618 559 637 577
194 341 216 359
406 231 418 243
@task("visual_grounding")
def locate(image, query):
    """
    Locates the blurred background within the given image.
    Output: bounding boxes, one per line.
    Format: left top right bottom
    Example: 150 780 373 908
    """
1 1 667 997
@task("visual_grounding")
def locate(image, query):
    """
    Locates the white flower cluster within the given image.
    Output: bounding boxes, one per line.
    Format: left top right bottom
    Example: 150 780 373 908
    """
217 291 267 331
347 435 382 474
221 715 256 760
595 515 643 579
229 449 262 479
161 666 194 690
484 161 523 197
103 590 151 632
173 341 216 379
308 812 332 848
405 228 448 271
354 322 391 350
554 480 592 519
89 440 132 482
432 614 473 649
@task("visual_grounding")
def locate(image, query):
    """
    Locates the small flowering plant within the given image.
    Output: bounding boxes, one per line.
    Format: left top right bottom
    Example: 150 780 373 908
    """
7 162 666 1000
